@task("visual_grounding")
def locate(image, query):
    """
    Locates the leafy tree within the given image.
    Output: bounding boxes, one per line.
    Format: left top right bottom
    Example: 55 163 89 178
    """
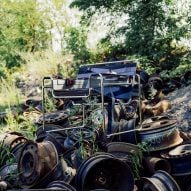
65 27 91 63
0 0 49 70
71 0 191 71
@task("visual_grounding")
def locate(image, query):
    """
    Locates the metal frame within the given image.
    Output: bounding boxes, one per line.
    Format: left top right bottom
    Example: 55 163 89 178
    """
42 77 91 132
41 61 142 136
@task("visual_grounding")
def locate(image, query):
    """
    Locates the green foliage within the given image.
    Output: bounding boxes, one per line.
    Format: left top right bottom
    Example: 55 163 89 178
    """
131 142 150 180
65 27 91 64
0 143 16 167
0 62 8 79
21 50 75 79
71 0 191 72
44 93 57 112
160 52 191 78
0 107 36 140
0 77 23 111
0 0 49 71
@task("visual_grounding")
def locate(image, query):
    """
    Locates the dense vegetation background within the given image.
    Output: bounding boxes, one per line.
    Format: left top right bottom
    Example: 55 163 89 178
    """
0 0 191 116
0 0 191 76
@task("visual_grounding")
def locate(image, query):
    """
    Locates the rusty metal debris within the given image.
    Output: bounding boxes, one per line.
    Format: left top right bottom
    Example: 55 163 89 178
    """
0 163 18 189
18 141 58 188
76 153 134 191
37 111 69 126
161 144 191 176
107 142 139 164
1 60 191 190
46 180 76 190
142 170 181 191
36 124 67 154
0 132 28 162
143 157 171 175
137 119 183 151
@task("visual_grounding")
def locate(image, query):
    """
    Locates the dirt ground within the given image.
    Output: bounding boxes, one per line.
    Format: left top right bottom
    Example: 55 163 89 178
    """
165 85 191 131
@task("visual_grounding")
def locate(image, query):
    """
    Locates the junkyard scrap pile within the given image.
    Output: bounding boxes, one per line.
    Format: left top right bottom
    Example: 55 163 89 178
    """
1 60 191 191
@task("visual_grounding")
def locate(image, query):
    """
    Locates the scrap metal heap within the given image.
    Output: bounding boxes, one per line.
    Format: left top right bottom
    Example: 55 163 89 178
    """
0 60 191 191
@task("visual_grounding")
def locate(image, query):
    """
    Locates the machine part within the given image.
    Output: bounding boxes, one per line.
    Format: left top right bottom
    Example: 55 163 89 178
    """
61 148 76 168
76 153 134 191
47 180 76 190
142 100 171 116
185 185 191 191
44 133 67 154
37 111 69 126
69 128 94 141
64 128 95 149
142 170 181 191
137 69 149 84
142 116 170 125
60 158 76 183
38 161 70 188
33 104 43 113
143 157 171 175
0 181 7 191
117 99 138 120
140 119 176 132
90 108 108 129
23 110 41 122
123 105 136 120
0 132 27 149
110 118 137 144
25 98 41 109
36 124 66 141
11 142 26 162
71 143 94 169
161 144 191 176
168 144 191 157
107 142 139 163
36 124 67 154
179 131 191 142
137 119 182 151
0 163 18 188
55 99 65 110
143 76 163 100
90 190 110 191
0 132 27 162
174 175 191 191
18 141 58 188
148 76 163 89
77 60 137 78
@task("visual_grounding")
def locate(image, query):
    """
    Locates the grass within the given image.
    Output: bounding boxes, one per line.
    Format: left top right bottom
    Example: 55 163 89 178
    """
0 76 23 131
20 50 74 79
0 77 23 112
0 50 76 139
0 70 30 137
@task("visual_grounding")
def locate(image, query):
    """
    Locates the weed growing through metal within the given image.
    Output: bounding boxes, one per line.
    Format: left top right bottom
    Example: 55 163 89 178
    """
69 104 82 117
0 143 23 188
0 142 16 167
76 97 101 159
131 142 150 180
44 92 57 112
19 116 36 140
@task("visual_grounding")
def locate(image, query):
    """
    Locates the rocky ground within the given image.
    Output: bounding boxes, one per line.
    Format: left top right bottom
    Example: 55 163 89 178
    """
165 85 191 131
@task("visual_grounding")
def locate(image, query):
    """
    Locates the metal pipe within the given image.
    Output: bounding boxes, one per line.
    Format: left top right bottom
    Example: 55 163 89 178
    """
46 125 85 133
